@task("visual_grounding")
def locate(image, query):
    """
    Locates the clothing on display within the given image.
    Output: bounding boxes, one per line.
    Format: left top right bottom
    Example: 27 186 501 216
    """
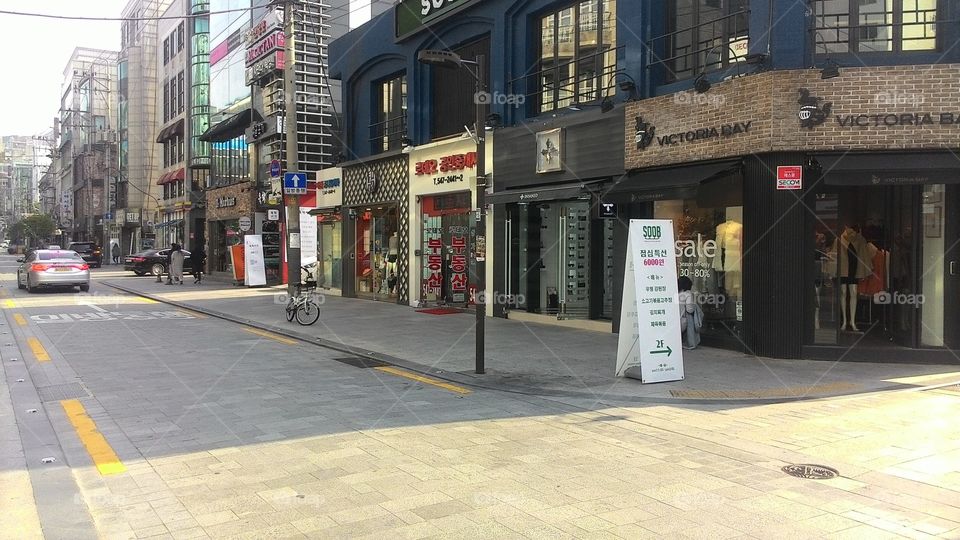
827 226 879 332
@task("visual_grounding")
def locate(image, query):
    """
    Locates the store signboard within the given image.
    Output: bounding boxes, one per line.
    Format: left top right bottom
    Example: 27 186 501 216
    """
299 207 317 266
244 234 266 286
615 220 684 383
395 0 482 40
776 166 803 190
315 167 343 209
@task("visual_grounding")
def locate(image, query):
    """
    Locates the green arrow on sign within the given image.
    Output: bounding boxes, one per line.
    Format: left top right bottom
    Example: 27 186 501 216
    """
650 346 672 357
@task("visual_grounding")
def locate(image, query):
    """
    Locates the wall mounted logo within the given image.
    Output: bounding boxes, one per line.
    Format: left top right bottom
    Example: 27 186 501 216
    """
365 170 380 195
536 128 564 173
635 116 656 150
798 88 831 129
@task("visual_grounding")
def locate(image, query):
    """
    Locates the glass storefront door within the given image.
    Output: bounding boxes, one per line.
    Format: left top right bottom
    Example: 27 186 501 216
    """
355 205 399 301
420 193 473 306
318 217 342 290
944 185 960 350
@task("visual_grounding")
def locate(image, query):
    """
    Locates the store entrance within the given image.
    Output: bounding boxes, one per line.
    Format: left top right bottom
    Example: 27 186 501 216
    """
355 205 399 301
811 183 955 350
944 185 960 350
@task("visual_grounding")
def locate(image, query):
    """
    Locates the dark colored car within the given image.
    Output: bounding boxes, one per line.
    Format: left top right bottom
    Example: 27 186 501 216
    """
67 242 103 268
124 248 192 276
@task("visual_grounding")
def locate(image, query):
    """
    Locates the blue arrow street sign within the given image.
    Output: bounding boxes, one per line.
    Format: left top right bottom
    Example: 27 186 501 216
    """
270 159 281 178
283 172 308 195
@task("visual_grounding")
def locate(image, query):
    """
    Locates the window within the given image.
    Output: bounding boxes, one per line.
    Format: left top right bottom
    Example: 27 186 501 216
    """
814 0 937 54
177 72 185 114
163 83 170 123
371 73 407 153
538 1 616 113
169 77 178 119
431 37 490 137
177 22 185 52
163 37 170 64
660 0 749 82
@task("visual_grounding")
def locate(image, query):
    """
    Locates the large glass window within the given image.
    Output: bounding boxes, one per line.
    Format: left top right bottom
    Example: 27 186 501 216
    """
372 73 406 154
654 177 744 341
662 0 749 82
538 0 617 113
318 218 342 290
355 206 400 300
814 0 937 54
210 136 249 186
420 193 474 306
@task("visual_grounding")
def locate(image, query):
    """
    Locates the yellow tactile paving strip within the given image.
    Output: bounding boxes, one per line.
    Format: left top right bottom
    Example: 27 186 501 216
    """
375 366 472 395
26 337 50 363
60 399 127 476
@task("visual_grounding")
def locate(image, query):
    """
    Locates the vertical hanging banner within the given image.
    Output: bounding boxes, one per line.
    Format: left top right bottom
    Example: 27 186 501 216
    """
244 234 267 286
616 219 684 383
299 207 317 266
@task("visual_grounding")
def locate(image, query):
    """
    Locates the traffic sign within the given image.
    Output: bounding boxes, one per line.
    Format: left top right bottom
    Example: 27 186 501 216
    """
238 216 252 231
283 172 308 195
270 159 281 178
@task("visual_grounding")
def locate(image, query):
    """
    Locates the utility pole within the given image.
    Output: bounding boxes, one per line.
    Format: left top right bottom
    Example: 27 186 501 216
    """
474 54 487 375
283 0 301 296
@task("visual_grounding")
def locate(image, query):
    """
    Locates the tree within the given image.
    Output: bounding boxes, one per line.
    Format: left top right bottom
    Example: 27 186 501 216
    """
9 215 56 247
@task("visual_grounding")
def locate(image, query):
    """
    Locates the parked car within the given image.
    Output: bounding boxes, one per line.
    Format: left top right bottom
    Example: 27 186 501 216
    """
124 248 191 276
16 249 91 293
66 241 103 268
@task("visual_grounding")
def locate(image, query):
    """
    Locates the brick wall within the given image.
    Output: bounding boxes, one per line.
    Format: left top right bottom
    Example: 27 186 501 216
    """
625 64 960 170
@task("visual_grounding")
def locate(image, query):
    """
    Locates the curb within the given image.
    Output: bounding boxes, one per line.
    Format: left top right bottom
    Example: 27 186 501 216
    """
102 281 937 406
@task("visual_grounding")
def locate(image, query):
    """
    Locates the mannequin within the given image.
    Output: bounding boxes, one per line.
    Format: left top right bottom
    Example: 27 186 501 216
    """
712 217 743 298
831 225 877 332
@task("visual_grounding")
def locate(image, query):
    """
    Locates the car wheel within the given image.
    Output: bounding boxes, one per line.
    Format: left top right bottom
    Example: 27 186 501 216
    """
80 283 90 292
26 277 36 293
17 271 25 290
151 263 165 276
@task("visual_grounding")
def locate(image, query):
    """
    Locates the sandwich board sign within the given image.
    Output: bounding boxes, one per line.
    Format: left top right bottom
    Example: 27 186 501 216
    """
615 219 684 383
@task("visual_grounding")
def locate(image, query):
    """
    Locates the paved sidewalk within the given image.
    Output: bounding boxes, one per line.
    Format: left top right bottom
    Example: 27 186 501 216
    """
101 274 960 405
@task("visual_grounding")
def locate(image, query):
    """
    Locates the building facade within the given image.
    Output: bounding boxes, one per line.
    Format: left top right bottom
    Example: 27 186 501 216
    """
54 48 119 248
117 0 170 254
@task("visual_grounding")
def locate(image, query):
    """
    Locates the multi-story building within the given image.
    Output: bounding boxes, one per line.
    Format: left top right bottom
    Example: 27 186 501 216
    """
0 135 46 221
200 0 361 283
330 0 960 362
154 0 189 248
55 48 119 246
117 0 170 255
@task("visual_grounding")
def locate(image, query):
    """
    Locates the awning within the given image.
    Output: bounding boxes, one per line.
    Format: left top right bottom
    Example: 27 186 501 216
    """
607 159 742 201
157 168 186 185
815 152 960 185
156 172 172 185
199 108 262 142
486 180 605 205
155 118 185 143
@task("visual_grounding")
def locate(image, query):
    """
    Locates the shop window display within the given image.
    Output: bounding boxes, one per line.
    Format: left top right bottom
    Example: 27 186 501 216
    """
355 207 399 300
654 196 744 341
420 193 474 305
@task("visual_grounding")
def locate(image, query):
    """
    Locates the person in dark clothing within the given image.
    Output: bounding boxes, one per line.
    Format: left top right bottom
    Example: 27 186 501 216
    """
192 246 206 283
111 243 121 264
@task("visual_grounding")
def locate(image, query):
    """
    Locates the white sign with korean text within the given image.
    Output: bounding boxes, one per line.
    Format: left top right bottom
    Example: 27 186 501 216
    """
244 234 267 286
615 220 684 383
299 207 317 266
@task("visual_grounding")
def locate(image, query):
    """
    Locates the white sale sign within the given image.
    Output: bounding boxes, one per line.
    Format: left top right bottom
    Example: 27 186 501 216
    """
244 234 267 287
615 220 684 383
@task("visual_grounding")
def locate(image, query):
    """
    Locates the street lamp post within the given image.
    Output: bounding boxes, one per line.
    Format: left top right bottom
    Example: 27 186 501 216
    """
417 50 488 375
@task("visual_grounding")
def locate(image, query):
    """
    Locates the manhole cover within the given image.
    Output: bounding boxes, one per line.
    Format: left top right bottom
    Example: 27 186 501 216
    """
781 464 840 480
36 382 90 402
330 357 388 369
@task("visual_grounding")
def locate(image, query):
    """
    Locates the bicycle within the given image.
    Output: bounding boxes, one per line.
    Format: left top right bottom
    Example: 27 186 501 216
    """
285 271 321 325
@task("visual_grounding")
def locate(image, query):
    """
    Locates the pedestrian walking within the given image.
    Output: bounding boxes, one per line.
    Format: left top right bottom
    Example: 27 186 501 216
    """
169 243 185 285
111 242 120 264
678 276 702 350
192 246 206 284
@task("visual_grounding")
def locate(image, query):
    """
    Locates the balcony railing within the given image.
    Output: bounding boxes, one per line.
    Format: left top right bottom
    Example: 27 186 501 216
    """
368 114 407 154
507 45 624 115
647 9 750 83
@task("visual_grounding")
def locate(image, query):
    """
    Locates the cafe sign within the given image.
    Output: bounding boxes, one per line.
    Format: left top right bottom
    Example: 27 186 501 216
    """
395 0 482 40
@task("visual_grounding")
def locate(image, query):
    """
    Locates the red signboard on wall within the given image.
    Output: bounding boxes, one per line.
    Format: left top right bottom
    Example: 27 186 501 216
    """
776 166 803 190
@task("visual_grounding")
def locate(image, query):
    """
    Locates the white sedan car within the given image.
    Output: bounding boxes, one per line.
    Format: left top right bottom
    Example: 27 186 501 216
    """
17 249 91 293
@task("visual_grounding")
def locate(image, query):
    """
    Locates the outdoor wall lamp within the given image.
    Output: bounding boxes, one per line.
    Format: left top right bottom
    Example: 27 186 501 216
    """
820 59 841 80
694 74 712 93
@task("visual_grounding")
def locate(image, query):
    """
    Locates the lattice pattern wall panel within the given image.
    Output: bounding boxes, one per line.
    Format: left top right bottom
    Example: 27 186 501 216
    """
343 155 410 304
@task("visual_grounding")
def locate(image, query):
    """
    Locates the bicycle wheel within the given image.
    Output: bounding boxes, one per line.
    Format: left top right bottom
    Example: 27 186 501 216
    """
296 300 320 325
285 298 296 322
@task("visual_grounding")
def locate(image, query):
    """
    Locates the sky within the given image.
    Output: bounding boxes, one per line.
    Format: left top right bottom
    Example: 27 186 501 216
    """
0 0 128 136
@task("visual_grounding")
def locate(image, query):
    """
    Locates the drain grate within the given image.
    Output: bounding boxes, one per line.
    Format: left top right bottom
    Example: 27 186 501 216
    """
330 356 389 369
36 382 90 402
781 464 840 480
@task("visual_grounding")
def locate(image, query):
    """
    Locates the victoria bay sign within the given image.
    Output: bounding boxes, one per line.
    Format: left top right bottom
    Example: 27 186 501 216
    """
798 89 960 129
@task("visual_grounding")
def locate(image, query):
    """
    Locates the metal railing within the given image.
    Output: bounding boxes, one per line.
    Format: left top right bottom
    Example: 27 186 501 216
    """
368 114 407 154
647 9 750 82
813 6 939 54
507 45 623 115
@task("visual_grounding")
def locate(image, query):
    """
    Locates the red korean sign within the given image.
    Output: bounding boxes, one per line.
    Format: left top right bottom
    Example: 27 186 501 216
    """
415 152 477 176
776 166 803 190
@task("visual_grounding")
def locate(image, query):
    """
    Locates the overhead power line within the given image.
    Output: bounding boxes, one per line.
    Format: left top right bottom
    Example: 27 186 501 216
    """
0 5 262 22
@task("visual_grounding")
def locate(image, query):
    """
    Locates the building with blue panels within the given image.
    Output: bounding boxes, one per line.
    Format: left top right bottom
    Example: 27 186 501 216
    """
331 1 960 362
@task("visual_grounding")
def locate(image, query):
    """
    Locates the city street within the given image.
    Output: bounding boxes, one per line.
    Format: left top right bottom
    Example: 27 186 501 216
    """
0 254 959 539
